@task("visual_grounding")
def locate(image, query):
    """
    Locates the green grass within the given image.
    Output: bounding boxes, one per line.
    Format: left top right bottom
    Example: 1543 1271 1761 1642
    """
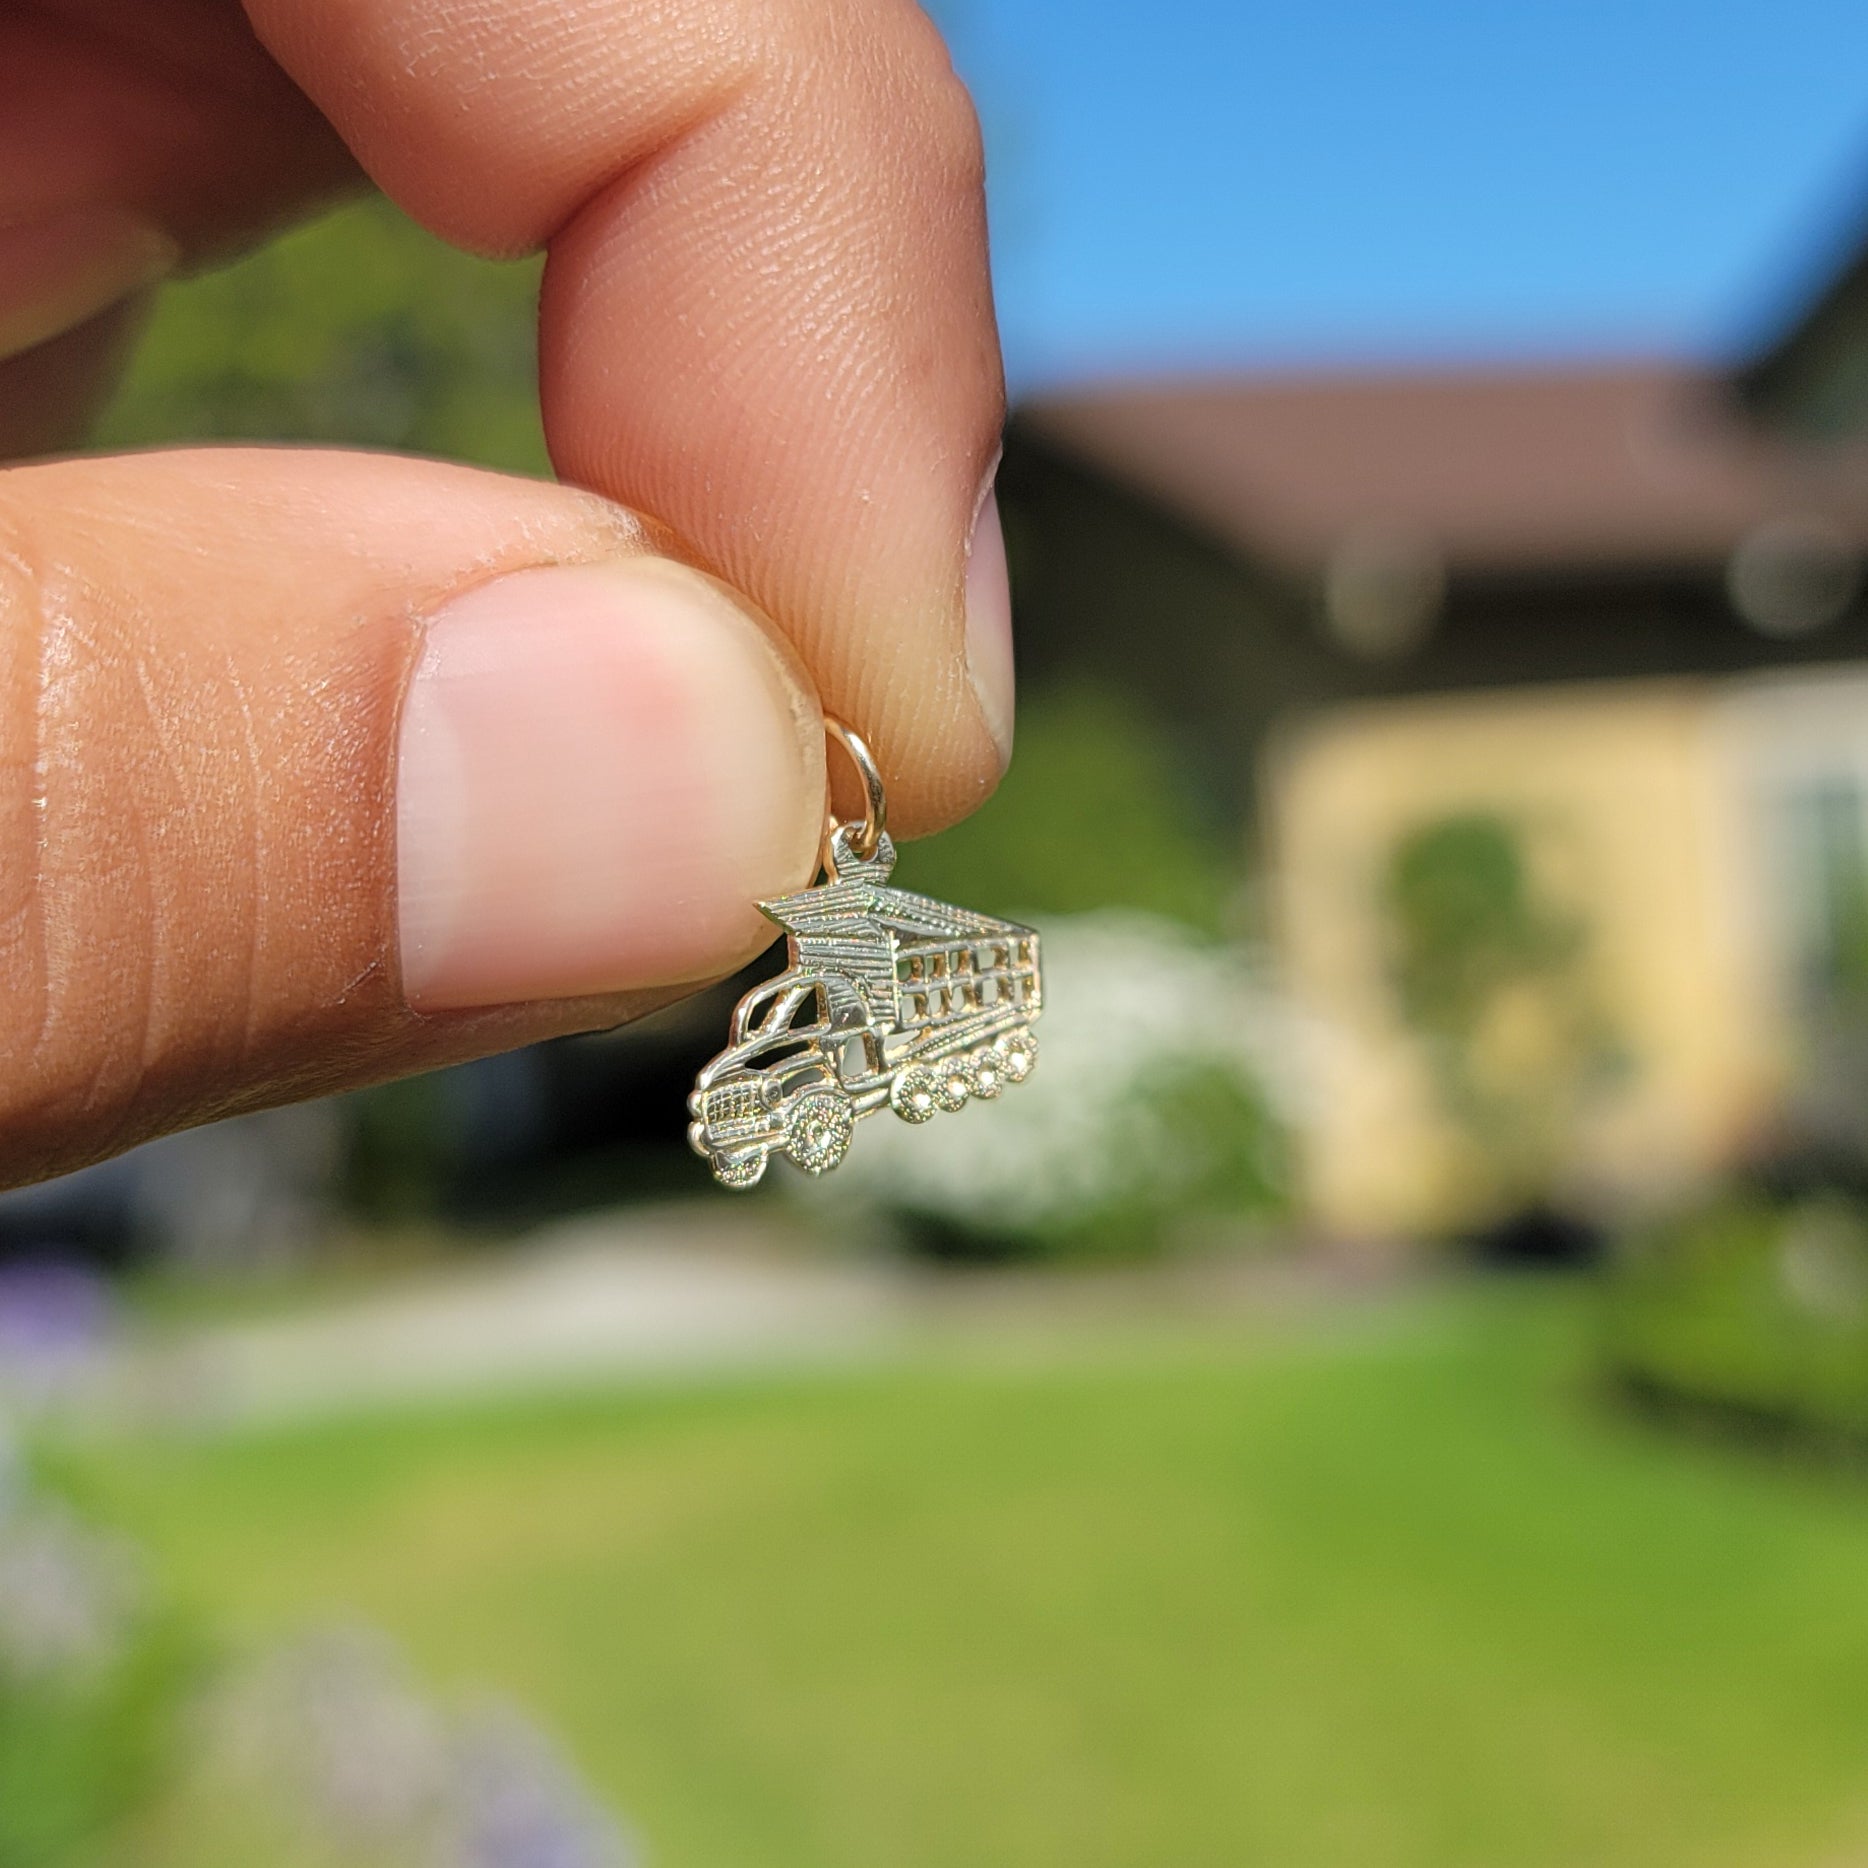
47 1286 1868 1868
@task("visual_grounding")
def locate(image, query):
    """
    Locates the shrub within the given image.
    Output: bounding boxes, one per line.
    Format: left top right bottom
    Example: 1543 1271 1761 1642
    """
1381 811 1630 1229
819 913 1298 1260
1602 1194 1868 1444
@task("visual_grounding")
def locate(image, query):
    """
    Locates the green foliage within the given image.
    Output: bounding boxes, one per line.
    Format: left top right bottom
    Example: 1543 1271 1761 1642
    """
1385 814 1582 1040
98 197 548 474
890 684 1236 932
341 1071 458 1225
1382 811 1628 1218
0 1596 198 1868
1041 1055 1287 1260
1603 1194 1868 1443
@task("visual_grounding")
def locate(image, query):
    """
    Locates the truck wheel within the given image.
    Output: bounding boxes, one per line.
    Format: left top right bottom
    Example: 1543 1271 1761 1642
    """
996 1029 1039 1083
890 1066 940 1124
785 1088 856 1174
711 1147 768 1189
968 1044 1005 1099
933 1056 974 1112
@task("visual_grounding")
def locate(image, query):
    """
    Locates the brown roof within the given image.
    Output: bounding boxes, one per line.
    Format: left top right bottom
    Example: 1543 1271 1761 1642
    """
1018 362 1868 577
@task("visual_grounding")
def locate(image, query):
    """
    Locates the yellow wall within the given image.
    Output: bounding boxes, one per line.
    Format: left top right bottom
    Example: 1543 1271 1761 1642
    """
1267 680 1786 1239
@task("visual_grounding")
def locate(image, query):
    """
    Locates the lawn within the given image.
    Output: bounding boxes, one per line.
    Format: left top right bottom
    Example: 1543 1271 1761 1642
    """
50 1284 1868 1868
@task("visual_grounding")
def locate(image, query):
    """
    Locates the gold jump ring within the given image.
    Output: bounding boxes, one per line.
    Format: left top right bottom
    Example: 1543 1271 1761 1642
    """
825 718 887 862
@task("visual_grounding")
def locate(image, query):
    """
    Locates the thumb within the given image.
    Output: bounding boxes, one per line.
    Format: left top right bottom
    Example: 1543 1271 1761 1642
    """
0 447 824 1188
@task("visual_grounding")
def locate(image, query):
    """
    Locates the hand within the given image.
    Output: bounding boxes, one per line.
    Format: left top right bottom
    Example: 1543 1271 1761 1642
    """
0 0 1011 1188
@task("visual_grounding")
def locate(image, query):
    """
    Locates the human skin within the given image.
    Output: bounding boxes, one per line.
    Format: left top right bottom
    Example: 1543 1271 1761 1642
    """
0 0 1012 1187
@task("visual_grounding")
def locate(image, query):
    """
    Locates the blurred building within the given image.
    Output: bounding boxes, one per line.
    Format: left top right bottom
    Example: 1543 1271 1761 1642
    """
1002 211 1868 1238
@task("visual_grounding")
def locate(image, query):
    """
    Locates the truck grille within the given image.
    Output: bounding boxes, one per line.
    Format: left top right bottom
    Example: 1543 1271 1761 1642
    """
705 1080 770 1138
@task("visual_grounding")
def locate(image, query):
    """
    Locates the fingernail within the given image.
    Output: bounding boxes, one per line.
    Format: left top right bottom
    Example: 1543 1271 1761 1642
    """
397 559 823 1011
965 473 1016 765
0 208 178 363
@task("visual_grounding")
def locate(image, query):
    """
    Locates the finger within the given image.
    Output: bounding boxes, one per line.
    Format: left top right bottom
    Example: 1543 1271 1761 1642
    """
0 3 359 448
0 287 155 460
0 447 824 1189
243 0 1013 834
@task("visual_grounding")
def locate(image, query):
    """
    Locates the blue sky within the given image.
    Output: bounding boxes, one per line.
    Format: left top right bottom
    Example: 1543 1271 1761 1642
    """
934 0 1868 390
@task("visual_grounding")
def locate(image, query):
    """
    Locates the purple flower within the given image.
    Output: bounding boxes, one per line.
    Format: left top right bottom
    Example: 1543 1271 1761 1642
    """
0 1261 113 1369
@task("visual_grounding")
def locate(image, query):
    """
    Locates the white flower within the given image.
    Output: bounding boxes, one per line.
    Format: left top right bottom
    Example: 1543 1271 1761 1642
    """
0 1472 142 1684
824 912 1314 1237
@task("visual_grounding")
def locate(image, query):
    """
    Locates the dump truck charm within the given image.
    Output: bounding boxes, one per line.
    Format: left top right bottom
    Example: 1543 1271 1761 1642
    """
689 723 1043 1189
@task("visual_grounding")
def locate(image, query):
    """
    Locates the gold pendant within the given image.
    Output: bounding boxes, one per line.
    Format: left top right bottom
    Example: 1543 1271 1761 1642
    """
689 720 1042 1188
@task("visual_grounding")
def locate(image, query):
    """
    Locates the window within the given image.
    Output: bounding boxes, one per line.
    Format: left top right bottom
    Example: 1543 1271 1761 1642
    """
1780 777 1868 1001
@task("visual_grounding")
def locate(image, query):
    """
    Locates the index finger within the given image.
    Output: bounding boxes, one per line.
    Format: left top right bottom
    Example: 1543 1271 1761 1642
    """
243 0 1012 834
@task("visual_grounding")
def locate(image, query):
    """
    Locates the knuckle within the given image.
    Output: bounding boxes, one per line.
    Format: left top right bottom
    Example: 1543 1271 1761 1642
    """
889 6 987 178
929 75 988 198
759 0 986 194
